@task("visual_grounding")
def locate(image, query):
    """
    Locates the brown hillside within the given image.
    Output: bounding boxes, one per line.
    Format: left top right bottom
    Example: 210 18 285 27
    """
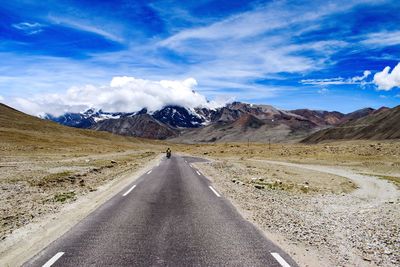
302 106 400 143
0 103 151 153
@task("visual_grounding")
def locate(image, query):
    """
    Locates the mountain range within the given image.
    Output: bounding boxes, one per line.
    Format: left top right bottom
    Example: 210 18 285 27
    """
42 102 399 143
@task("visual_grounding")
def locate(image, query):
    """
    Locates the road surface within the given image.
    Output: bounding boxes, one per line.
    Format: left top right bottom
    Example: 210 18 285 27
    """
24 155 298 267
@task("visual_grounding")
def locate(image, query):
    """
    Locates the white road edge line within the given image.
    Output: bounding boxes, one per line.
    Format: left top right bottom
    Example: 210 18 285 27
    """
209 186 221 197
147 170 152 174
42 252 64 267
122 185 136 196
196 170 201 176
271 252 291 267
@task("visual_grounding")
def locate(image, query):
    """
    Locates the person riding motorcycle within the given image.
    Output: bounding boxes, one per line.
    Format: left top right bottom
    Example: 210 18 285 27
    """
166 148 171 158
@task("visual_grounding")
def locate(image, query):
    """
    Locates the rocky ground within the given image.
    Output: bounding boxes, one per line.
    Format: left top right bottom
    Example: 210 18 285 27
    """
0 149 158 241
194 157 400 267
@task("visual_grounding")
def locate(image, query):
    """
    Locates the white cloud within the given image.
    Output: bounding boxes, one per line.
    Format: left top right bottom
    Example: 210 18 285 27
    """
12 22 44 35
351 70 371 82
373 63 400 91
361 31 400 47
157 1 367 86
301 77 347 85
9 76 226 116
0 95 4 102
48 15 123 43
160 1 368 48
301 71 371 85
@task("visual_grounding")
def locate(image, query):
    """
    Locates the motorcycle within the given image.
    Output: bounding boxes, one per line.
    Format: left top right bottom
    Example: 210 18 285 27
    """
166 151 171 159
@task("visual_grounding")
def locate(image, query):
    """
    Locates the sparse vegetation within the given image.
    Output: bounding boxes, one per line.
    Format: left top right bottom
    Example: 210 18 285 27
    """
31 171 74 186
53 192 76 202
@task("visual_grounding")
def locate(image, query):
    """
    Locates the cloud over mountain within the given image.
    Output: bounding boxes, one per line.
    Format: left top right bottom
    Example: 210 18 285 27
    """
373 62 400 91
10 76 227 116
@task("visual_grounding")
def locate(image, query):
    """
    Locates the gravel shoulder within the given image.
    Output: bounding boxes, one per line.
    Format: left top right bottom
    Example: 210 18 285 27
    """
194 158 400 267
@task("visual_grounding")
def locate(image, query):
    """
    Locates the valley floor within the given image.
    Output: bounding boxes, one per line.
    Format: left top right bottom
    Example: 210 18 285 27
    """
1 138 399 267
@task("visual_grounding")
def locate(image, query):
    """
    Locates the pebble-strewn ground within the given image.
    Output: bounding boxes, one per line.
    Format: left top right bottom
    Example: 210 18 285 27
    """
0 150 157 240
196 159 400 267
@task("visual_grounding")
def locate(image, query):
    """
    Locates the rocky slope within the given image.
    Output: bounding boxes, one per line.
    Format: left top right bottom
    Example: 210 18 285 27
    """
303 105 400 143
290 109 344 126
92 114 178 139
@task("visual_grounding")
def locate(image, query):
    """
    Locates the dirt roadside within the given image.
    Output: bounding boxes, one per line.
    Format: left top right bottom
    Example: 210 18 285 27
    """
0 154 163 267
193 158 400 267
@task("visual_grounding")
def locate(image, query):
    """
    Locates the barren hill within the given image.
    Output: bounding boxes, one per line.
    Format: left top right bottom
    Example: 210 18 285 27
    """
0 103 150 152
302 106 400 143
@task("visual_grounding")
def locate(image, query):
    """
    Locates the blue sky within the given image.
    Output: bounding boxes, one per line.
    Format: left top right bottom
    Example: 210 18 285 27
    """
1 0 400 114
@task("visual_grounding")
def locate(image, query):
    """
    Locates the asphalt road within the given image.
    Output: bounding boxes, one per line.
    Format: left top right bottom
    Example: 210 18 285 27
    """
24 155 298 267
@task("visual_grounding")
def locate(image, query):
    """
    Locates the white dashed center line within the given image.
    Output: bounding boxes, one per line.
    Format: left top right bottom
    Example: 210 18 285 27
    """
209 186 221 197
147 170 152 174
42 252 64 267
196 170 201 176
271 252 291 267
122 185 136 196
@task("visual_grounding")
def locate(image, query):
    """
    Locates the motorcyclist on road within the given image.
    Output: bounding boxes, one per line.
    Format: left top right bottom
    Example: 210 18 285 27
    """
166 148 171 158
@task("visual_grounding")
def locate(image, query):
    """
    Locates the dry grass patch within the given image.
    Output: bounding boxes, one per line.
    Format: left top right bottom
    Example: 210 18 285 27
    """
205 159 356 195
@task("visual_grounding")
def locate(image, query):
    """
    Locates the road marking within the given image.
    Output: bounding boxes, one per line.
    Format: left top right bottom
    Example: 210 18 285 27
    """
123 185 136 196
209 186 221 197
271 252 291 267
196 170 201 176
42 252 64 267
147 170 152 174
